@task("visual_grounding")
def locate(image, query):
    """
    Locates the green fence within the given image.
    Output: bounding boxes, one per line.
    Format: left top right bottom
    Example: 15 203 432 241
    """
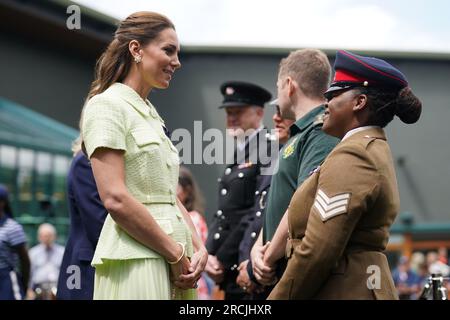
1 97 78 246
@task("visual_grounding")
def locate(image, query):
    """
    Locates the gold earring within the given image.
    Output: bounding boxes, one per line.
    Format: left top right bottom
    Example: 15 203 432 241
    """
134 55 142 63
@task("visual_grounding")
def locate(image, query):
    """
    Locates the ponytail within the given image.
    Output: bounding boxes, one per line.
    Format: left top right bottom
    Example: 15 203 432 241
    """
86 39 131 100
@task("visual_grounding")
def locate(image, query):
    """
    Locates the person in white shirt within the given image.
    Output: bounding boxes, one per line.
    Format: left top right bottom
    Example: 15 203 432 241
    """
28 223 64 299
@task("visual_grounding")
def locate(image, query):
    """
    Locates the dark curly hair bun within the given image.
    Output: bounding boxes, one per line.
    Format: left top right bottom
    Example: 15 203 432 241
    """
394 87 422 124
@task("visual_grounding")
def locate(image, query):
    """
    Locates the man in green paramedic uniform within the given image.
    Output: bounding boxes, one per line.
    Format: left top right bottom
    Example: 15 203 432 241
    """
249 49 340 294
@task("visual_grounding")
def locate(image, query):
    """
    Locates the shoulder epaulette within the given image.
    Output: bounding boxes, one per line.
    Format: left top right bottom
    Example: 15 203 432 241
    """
313 113 325 126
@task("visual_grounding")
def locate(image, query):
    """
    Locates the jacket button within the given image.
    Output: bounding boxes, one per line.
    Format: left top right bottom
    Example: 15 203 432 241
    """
218 226 223 231
255 211 261 217
217 210 223 217
231 264 238 271
221 215 225 220
214 233 220 240
217 178 222 182
251 232 257 238
255 191 259 195
262 191 267 195
221 189 227 196
238 172 244 178
225 168 231 175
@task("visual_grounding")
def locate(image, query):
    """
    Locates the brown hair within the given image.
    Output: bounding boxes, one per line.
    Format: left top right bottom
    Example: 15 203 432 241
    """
86 11 175 100
279 49 332 99
356 86 422 127
178 166 205 214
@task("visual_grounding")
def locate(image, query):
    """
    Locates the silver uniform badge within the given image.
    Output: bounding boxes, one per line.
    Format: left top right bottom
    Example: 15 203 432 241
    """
313 189 351 221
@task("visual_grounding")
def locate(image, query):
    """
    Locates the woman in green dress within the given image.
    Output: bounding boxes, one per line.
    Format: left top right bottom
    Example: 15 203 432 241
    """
80 11 207 299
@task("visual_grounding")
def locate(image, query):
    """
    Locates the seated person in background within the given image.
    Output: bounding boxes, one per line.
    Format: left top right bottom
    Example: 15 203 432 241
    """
28 223 64 299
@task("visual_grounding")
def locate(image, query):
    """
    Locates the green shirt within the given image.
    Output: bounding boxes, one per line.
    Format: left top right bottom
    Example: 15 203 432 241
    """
263 105 339 242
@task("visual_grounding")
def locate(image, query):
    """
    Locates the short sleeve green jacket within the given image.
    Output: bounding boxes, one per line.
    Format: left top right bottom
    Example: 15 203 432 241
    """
82 82 192 265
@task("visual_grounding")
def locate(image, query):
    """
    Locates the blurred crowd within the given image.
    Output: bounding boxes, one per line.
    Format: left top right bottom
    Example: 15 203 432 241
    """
392 248 449 300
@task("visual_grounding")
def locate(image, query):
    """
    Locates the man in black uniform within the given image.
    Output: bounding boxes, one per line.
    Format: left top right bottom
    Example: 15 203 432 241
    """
205 81 274 300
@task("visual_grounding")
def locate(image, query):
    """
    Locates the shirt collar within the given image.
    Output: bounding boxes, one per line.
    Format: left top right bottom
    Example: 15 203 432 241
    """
290 105 325 136
109 83 163 122
342 126 381 141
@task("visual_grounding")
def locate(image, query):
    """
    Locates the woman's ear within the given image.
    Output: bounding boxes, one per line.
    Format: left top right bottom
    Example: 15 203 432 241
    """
353 93 368 112
128 40 142 58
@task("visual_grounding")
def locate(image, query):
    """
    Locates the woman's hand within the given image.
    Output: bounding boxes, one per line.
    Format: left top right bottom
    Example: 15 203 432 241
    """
170 255 194 289
177 247 208 289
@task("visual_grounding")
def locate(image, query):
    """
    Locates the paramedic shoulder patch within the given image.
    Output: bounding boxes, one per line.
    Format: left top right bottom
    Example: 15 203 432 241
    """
313 189 351 221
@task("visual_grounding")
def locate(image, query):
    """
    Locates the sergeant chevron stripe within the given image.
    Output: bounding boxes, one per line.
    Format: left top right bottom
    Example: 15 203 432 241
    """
314 189 351 221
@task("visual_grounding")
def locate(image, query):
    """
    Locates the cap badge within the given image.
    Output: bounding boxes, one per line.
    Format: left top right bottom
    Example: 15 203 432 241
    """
226 87 235 95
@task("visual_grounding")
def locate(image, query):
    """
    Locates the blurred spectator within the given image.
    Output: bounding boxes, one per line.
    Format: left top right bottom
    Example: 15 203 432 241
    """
392 256 420 300
438 246 448 264
415 260 432 298
427 250 450 277
28 223 64 299
426 251 438 266
178 166 213 300
410 251 425 274
409 252 430 299
0 185 30 300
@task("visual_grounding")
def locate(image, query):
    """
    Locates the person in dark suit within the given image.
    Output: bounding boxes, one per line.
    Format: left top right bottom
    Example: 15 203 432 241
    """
56 141 107 300
205 81 274 300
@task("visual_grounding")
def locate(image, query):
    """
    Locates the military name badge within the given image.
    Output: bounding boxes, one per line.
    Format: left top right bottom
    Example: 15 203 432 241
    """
282 136 298 159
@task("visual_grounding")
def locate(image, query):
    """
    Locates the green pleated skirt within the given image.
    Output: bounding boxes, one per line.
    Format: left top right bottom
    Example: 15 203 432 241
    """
93 258 197 300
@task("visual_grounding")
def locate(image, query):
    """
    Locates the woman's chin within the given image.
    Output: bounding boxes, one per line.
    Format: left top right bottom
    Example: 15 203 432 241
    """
155 80 170 89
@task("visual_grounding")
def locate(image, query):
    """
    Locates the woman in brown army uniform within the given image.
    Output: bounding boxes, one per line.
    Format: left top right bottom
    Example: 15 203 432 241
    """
266 50 422 299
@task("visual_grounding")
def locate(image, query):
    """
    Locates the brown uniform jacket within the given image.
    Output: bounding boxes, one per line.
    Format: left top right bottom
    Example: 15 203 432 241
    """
268 127 399 300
